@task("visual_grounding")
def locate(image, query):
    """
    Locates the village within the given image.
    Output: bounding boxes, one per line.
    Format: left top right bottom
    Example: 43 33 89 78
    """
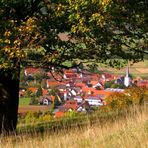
19 66 148 118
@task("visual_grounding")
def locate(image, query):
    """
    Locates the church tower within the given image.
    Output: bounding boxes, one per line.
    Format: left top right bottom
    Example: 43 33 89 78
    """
124 64 130 87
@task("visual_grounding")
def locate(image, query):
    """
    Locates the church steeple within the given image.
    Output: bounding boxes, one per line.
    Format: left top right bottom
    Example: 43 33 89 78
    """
126 66 129 77
124 61 130 87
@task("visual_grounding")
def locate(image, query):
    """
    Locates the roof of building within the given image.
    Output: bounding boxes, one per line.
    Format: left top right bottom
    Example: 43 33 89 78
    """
105 88 124 92
28 87 38 93
63 100 78 111
55 111 65 118
25 68 41 75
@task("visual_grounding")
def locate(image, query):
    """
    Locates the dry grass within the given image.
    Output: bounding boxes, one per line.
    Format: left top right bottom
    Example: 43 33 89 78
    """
1 107 148 148
18 105 50 114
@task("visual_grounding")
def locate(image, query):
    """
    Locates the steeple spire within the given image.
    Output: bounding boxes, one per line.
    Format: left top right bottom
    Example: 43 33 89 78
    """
126 66 129 77
124 61 130 87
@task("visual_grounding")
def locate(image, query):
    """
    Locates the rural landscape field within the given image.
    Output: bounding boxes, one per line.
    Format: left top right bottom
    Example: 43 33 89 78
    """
1 106 148 148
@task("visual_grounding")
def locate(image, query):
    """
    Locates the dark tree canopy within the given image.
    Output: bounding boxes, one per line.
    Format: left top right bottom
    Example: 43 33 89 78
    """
0 0 147 133
0 0 147 70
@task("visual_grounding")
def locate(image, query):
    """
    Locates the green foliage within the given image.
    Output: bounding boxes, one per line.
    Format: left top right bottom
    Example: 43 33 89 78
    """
29 97 38 105
50 87 60 96
33 71 46 83
111 83 125 89
19 111 52 125
104 80 115 88
19 97 30 106
124 86 145 105
36 87 42 98
87 63 99 73
41 80 47 89
105 92 129 110
24 112 38 124
53 95 60 109
105 87 145 110
64 111 79 118
0 0 147 71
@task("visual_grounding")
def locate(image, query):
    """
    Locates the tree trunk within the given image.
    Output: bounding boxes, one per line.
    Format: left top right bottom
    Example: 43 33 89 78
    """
0 70 20 134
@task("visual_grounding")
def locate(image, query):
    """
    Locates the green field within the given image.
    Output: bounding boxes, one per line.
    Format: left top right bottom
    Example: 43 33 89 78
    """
19 97 30 106
97 60 148 77
73 59 148 77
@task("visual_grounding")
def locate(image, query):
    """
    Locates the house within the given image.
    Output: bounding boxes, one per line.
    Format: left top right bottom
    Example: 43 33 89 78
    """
28 87 38 94
62 100 78 112
74 96 83 103
59 99 90 113
74 82 86 88
137 80 148 88
105 88 124 93
85 96 104 106
24 67 41 76
91 80 103 89
77 100 90 112
39 95 55 105
42 89 49 96
63 73 77 79
46 79 61 88
19 89 25 98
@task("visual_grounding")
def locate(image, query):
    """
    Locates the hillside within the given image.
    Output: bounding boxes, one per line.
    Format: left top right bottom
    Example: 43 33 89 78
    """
98 60 148 78
1 106 148 148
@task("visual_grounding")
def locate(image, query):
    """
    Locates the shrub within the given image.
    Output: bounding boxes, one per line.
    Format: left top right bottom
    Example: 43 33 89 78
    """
39 114 52 122
29 97 39 105
24 112 37 124
124 86 145 105
105 86 145 111
64 111 79 118
105 92 129 110
104 80 115 89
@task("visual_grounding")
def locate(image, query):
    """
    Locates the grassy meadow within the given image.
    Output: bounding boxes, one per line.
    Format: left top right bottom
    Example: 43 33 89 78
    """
97 60 148 77
1 106 148 148
19 97 30 106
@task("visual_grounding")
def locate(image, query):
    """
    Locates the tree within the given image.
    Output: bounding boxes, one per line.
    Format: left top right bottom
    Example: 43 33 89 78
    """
0 0 147 133
53 95 60 109
68 0 147 67
36 87 42 98
105 86 145 110
105 92 131 110
124 86 145 105
50 87 60 96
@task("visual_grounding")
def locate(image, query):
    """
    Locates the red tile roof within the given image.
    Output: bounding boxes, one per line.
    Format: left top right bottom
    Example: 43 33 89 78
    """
42 89 49 95
65 73 77 78
137 80 148 88
75 83 85 88
90 80 99 86
55 111 65 118
64 69 75 73
50 95 55 102
63 100 78 111
25 68 41 75
47 80 61 87
28 87 38 93
82 87 112 98
93 90 111 97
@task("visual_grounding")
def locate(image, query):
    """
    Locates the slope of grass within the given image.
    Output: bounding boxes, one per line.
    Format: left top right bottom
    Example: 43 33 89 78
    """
1 106 148 148
19 97 30 106
97 60 148 77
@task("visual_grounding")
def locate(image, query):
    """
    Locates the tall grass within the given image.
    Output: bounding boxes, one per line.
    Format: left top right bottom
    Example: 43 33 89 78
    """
1 106 148 148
